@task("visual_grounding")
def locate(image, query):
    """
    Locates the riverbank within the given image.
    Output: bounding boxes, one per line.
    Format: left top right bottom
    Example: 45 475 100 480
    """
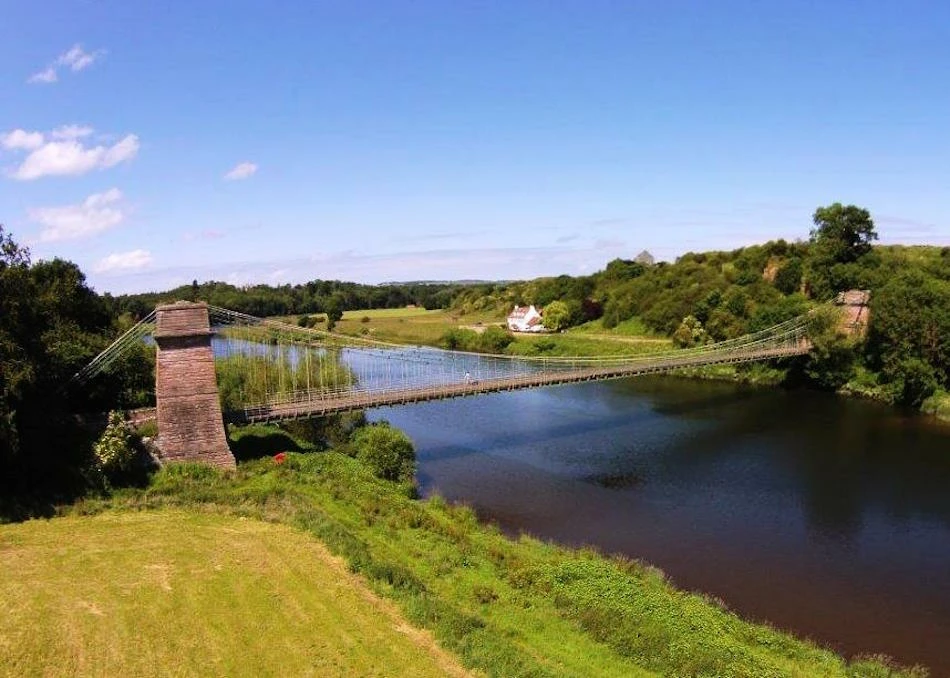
56 449 922 677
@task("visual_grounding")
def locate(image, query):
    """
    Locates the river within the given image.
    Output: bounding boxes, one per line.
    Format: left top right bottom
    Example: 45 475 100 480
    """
366 376 950 675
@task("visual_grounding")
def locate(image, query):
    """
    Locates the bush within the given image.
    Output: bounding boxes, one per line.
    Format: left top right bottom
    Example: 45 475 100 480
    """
93 411 136 475
476 326 514 353
350 422 416 483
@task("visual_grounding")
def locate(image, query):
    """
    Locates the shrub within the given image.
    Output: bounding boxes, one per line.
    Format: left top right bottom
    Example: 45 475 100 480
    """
476 326 514 353
350 422 416 483
93 411 136 475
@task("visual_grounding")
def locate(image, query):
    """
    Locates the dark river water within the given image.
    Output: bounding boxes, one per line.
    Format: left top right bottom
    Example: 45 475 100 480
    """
366 377 950 675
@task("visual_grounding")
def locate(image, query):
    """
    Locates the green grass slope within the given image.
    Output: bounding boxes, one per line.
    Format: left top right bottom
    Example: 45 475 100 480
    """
60 453 923 678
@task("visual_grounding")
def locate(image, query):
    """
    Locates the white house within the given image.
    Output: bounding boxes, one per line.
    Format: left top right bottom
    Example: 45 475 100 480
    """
507 305 545 332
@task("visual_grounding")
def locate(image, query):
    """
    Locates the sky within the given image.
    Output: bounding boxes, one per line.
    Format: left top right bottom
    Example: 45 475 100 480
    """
1 1 949 294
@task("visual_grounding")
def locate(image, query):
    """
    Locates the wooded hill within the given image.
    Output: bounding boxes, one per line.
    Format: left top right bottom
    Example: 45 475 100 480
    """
449 205 950 411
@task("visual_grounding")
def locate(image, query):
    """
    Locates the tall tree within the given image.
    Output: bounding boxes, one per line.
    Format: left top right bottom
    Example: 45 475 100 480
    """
809 203 878 265
805 203 879 299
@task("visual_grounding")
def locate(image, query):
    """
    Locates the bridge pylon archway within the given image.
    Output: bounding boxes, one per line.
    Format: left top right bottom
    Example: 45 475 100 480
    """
153 302 235 468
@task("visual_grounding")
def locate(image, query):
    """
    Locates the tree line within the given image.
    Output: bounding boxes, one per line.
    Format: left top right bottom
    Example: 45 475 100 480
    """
109 279 466 320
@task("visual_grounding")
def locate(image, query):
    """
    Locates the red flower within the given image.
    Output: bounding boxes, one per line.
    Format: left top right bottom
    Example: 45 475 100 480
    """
274 452 287 465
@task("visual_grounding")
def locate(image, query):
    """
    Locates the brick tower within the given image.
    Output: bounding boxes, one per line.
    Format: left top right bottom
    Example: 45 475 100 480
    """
153 302 235 468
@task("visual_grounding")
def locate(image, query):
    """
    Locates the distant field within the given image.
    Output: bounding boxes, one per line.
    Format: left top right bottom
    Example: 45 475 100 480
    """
334 308 503 345
280 307 671 357
0 511 467 678
341 307 440 320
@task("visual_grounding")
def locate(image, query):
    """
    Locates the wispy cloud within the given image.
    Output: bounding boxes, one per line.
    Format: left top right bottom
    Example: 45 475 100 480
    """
2 126 139 180
224 161 258 181
182 229 227 242
29 188 126 242
94 249 152 273
28 44 105 84
50 124 94 140
1 129 45 150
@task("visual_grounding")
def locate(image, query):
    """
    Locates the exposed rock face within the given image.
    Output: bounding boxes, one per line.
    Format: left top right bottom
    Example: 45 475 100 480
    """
835 290 871 337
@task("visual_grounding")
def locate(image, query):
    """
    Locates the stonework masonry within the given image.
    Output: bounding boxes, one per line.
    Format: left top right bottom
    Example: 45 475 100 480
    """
154 302 235 468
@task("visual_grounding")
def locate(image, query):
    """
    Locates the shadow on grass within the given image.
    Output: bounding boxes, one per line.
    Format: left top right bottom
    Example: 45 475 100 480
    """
229 430 305 462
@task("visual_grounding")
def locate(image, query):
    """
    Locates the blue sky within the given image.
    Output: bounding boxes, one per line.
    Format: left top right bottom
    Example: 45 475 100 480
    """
1 1 948 294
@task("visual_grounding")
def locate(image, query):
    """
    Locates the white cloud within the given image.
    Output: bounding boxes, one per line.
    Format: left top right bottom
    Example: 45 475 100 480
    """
224 161 258 181
51 125 94 140
29 188 125 242
1 129 45 150
28 67 58 84
5 131 139 180
28 44 104 84
59 44 102 72
94 249 152 273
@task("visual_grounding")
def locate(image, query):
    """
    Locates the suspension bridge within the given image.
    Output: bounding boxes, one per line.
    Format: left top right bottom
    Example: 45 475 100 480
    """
74 302 813 467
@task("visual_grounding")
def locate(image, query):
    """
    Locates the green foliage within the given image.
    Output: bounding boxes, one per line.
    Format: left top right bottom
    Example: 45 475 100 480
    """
867 270 950 403
773 258 803 295
113 278 467 319
542 300 571 331
325 295 344 331
805 204 879 300
803 307 858 390
1 225 148 517
810 203 878 265
884 358 938 409
439 326 514 353
671 315 707 348
93 411 136 475
350 422 416 483
478 326 515 352
602 258 645 282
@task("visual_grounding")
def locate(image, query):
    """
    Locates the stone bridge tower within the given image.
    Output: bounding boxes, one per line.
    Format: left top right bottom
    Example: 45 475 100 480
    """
154 302 235 468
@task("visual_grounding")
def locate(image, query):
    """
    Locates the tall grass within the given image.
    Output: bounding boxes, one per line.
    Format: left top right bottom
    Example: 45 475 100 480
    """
215 349 353 410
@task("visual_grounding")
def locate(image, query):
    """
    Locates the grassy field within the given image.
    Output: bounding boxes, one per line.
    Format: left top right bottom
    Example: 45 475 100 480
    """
53 450 923 678
0 510 468 678
328 307 673 357
334 307 503 346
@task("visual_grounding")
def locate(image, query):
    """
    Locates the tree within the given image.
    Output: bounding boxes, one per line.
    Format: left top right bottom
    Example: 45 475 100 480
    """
809 203 878 265
350 422 416 483
542 300 571 331
773 258 803 295
867 269 950 398
804 204 878 300
672 315 707 348
324 295 344 331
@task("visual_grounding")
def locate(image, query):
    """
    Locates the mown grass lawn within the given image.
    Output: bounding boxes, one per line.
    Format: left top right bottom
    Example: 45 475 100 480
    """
0 510 468 678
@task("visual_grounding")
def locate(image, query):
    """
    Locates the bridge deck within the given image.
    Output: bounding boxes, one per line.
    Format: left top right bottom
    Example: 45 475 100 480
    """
232 344 808 424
